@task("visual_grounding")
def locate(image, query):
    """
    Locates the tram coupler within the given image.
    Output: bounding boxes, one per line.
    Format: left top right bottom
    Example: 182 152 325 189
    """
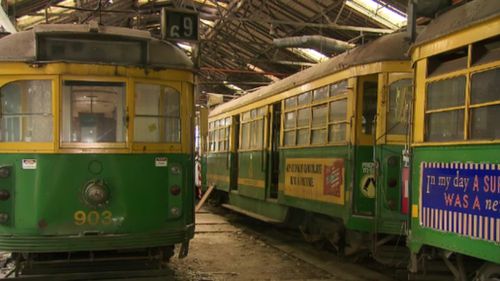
178 241 190 258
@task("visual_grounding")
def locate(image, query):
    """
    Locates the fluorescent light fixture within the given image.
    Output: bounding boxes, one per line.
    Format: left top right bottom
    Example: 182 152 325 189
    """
200 19 215 28
288 48 328 63
246 63 280 82
177 43 192 52
345 0 406 29
223 81 245 94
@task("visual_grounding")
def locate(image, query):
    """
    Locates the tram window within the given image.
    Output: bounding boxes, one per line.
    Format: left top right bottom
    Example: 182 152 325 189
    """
470 68 499 104
285 97 297 109
362 81 377 135
62 81 125 144
298 92 312 106
427 47 468 77
313 86 329 101
329 100 347 122
311 129 326 144
425 110 464 141
284 112 296 129
426 76 465 110
330 80 348 97
297 128 309 145
471 36 500 66
0 80 52 142
312 104 327 127
329 123 346 143
387 79 412 135
470 68 500 140
241 122 250 149
284 131 296 146
134 84 181 143
471 105 500 140
297 108 310 127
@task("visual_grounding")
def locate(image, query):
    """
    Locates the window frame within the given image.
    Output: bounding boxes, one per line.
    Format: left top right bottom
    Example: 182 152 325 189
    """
131 79 183 152
239 106 267 152
421 38 500 143
281 80 349 148
208 117 231 153
0 76 57 152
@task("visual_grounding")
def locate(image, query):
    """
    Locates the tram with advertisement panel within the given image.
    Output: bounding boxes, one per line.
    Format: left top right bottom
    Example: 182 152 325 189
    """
408 0 500 278
207 31 413 259
0 23 195 266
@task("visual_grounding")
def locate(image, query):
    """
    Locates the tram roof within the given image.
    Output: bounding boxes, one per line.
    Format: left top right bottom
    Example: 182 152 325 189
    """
413 0 500 49
0 23 193 70
210 31 410 117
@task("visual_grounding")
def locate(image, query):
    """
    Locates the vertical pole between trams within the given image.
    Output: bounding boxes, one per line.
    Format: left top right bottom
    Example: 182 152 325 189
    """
406 0 417 42
160 8 167 40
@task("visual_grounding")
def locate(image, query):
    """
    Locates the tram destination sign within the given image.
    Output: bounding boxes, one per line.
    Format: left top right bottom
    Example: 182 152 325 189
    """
161 8 199 42
420 162 500 243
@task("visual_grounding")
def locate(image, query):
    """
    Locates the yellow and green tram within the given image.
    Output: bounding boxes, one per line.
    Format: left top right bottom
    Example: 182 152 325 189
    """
207 31 413 258
408 0 500 278
0 24 195 262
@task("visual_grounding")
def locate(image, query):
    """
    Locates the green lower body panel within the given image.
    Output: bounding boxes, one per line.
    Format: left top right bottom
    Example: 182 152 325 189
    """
0 224 194 253
228 193 288 223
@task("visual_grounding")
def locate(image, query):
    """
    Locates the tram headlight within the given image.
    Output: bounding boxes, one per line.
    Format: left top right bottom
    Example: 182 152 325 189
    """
170 185 181 196
0 166 11 178
0 213 9 224
170 207 180 217
0 189 10 200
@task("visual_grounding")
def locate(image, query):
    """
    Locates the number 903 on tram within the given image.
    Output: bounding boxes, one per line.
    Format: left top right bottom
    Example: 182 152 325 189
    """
0 23 195 261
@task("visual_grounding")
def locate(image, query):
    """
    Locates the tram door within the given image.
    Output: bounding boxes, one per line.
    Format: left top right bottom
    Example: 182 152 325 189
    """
353 74 378 216
230 115 240 191
267 102 281 199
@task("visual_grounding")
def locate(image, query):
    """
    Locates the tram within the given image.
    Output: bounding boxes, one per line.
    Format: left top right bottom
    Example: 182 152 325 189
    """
408 0 500 278
207 31 413 258
0 23 195 262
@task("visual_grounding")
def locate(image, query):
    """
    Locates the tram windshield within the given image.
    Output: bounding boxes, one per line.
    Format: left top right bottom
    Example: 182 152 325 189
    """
0 80 52 142
61 81 126 144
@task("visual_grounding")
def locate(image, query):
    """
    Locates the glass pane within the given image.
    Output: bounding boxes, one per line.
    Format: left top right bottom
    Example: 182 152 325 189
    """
242 111 250 121
425 110 464 141
226 117 232 125
298 92 311 106
387 79 412 135
329 99 347 122
285 111 296 129
241 122 250 149
285 97 297 109
426 76 465 110
329 123 347 143
312 104 327 127
297 128 309 145
134 85 181 143
330 80 348 97
257 107 266 117
311 129 326 144
313 86 329 101
255 119 264 148
470 104 500 140
250 121 257 148
0 80 52 142
164 87 180 143
284 130 295 146
62 81 125 143
362 81 377 135
470 68 500 105
251 109 257 119
297 108 310 127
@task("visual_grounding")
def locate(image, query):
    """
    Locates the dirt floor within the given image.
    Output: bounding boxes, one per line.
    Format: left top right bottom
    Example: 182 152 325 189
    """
169 210 388 281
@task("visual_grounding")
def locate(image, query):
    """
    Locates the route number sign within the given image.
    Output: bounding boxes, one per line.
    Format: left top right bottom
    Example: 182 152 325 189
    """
161 8 199 42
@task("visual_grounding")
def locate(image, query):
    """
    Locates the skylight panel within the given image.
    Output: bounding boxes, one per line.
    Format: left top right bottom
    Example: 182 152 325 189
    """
345 0 407 30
